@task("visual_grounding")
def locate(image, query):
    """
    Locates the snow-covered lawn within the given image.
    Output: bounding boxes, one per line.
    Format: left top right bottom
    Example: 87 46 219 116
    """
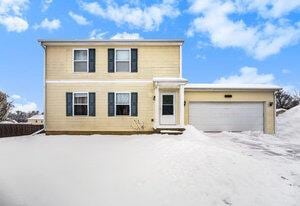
0 107 299 206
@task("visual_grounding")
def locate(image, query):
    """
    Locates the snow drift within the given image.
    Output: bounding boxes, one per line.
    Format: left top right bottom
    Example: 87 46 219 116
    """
277 105 300 139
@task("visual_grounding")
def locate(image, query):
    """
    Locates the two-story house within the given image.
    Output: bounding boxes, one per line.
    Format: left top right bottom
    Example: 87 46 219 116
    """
39 39 280 135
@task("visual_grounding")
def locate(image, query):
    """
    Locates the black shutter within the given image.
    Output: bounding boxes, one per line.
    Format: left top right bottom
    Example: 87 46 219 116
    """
89 92 96 116
108 49 114 73
89 49 95 72
131 92 138 116
66 92 73 116
108 92 115 116
131 48 138 72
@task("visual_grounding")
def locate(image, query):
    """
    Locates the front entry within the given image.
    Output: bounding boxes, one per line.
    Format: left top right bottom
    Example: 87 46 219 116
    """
160 93 176 125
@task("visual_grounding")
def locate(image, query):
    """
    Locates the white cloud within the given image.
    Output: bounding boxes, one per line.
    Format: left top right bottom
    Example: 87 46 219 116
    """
0 0 29 32
214 67 275 84
111 32 142 39
282 69 291 74
9 94 39 112
12 102 38 113
34 18 61 31
187 0 300 60
239 0 300 19
0 16 28 32
11 94 21 100
80 0 179 31
42 0 53 12
68 11 91 25
89 29 108 39
195 54 206 60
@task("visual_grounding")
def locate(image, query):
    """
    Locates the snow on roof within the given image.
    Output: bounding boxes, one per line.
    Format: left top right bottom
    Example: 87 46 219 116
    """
28 115 44 120
185 84 281 91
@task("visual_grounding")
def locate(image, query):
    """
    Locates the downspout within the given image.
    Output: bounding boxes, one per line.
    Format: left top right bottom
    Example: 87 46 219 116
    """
40 42 47 133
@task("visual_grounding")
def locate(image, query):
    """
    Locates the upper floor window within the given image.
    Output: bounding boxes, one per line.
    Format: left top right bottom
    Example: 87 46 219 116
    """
74 49 88 72
116 49 130 72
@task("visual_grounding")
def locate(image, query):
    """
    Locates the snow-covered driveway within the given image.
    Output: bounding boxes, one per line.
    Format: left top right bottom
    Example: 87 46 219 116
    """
0 107 299 206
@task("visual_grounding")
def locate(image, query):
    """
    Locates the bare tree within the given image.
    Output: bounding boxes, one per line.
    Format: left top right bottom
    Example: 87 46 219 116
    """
276 89 300 110
0 91 13 121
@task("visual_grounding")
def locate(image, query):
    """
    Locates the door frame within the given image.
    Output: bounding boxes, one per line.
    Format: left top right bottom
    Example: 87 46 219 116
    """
160 92 176 125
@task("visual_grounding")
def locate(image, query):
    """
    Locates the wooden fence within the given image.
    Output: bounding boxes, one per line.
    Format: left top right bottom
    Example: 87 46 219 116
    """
0 124 44 138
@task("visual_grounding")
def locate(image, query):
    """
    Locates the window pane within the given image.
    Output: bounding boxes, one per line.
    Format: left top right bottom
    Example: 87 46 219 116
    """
116 93 130 105
162 105 173 115
74 50 87 60
163 95 173 104
116 62 129 72
116 105 130 115
74 62 87 72
74 105 87 115
74 93 87 104
116 50 129 61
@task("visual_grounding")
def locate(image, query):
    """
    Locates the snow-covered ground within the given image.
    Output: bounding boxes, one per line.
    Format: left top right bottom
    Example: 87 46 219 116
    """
0 107 299 206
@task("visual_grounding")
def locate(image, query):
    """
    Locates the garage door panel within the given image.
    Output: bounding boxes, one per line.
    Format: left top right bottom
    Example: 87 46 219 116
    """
189 102 264 132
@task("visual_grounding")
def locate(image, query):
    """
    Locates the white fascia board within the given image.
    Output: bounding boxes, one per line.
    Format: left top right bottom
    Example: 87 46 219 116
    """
46 80 153 84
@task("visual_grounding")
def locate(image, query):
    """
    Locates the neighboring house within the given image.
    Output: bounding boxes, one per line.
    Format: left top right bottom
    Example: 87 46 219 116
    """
39 39 280 135
27 115 44 125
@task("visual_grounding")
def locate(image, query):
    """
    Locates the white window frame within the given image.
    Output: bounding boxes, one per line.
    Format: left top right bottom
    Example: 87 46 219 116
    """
73 48 89 72
114 48 131 72
115 92 131 116
73 92 89 116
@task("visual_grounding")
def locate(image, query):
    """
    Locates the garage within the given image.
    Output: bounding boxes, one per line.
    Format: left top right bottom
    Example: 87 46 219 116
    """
189 102 264 132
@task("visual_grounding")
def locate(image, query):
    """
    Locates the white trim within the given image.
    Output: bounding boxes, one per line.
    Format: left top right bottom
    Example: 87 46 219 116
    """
185 83 281 91
39 40 184 47
115 92 131 116
46 80 152 83
115 48 131 72
154 85 160 128
179 84 185 127
73 48 89 73
73 92 89 116
179 45 182 78
42 44 47 130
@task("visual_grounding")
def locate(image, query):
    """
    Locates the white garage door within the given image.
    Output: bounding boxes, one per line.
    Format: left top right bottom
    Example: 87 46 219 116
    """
189 102 264 132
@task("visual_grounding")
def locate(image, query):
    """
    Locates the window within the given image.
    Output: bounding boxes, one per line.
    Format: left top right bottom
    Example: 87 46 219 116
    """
116 49 130 72
116 93 130 115
162 95 174 115
74 49 88 72
73 93 88 115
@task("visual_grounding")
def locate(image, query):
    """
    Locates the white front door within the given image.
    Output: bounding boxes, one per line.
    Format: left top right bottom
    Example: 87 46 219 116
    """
160 93 176 125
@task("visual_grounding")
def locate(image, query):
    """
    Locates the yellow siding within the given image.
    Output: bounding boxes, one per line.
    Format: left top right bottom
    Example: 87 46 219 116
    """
46 45 180 80
46 83 155 132
184 91 276 134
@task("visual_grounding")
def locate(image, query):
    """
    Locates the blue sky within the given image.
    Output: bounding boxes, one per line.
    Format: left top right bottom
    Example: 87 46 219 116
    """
0 0 300 112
